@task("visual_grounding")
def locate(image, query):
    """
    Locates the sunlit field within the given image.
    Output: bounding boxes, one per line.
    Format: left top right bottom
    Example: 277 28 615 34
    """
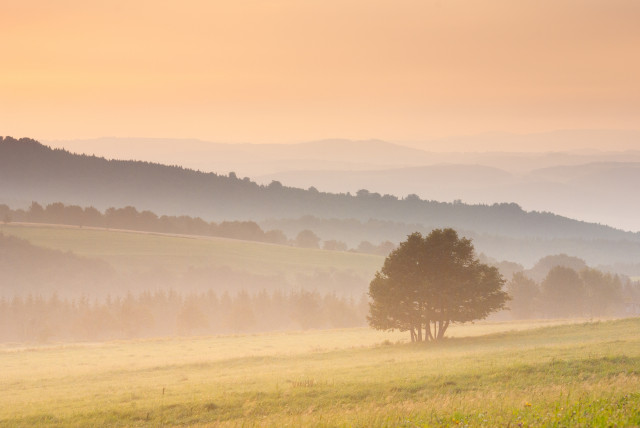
1 318 639 427
0 223 382 279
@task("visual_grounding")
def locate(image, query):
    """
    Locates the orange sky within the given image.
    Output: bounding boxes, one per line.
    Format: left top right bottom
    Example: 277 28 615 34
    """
1 0 639 150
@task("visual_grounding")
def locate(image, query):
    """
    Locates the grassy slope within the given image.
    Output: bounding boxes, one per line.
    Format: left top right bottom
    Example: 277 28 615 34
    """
1 318 639 427
0 223 382 279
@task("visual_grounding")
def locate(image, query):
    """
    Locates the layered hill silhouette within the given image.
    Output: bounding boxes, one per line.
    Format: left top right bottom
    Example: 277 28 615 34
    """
258 161 640 232
2 136 640 269
45 130 640 177
46 132 640 231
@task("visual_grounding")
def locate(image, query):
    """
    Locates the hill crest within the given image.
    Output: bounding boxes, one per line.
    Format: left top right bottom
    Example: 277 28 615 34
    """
1 136 638 245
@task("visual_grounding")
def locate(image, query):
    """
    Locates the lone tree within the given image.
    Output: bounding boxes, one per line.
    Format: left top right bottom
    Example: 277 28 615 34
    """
368 229 509 342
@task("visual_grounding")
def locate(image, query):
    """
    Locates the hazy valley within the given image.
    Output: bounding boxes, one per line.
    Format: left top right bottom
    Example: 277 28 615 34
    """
4 1 640 425
1 137 639 347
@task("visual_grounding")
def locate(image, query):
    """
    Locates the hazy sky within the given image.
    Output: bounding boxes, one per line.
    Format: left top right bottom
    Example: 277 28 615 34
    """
2 0 639 150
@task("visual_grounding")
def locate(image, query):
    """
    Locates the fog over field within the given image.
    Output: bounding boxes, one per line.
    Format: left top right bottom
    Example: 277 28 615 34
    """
1 141 639 344
2 0 640 426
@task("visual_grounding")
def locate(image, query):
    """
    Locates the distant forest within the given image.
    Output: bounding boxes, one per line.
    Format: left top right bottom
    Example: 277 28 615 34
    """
2 254 638 343
0 289 369 343
1 202 289 245
4 136 640 270
2 136 638 243
507 261 640 320
0 202 393 255
262 216 640 272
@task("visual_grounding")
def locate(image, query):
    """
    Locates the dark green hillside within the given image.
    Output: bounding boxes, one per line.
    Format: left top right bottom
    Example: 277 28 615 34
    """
1 136 638 244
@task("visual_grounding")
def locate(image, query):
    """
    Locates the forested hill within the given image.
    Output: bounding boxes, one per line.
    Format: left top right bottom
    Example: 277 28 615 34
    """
1 136 637 242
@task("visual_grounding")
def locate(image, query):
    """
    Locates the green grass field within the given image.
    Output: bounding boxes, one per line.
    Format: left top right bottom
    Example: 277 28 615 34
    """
1 318 639 427
0 223 382 279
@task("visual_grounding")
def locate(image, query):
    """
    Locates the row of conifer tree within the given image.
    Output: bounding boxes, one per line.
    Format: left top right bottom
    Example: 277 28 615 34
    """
0 289 369 343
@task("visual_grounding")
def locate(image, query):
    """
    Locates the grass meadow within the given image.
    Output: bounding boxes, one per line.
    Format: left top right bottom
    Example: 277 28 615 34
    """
0 223 382 279
1 318 639 427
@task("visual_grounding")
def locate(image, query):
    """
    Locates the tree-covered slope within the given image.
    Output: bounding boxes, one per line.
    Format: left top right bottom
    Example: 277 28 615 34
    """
2 136 638 243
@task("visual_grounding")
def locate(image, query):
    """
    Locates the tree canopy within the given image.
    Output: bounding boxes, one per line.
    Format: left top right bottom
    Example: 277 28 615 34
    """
368 228 509 341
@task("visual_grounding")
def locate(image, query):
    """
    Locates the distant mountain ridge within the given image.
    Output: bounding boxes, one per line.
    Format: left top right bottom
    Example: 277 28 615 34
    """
258 161 640 232
408 129 640 153
1 136 636 239
45 131 640 176
44 137 436 175
41 134 640 231
3 136 640 268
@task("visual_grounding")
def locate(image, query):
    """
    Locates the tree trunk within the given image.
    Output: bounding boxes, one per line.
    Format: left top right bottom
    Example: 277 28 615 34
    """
427 318 450 341
426 320 434 341
410 327 416 342
437 320 450 340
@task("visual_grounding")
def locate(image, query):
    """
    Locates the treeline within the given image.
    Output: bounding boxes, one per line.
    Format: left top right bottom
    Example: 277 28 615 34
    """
263 215 640 270
507 266 640 319
1 202 289 245
0 289 369 343
2 136 638 244
262 215 428 249
0 202 395 255
9 201 640 270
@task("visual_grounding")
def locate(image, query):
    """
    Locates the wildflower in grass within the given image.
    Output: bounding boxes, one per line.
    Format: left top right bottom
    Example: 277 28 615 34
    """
525 402 532 407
